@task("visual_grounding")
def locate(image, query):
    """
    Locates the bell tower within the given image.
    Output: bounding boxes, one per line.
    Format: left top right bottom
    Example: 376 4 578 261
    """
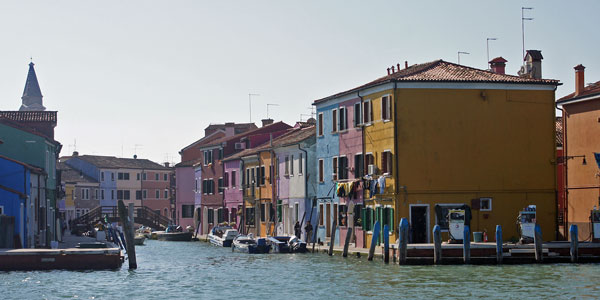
19 61 46 111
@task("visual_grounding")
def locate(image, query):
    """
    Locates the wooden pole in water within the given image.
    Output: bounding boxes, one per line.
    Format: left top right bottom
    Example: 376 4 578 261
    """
117 200 137 269
398 218 408 265
383 224 390 263
368 221 381 261
433 225 442 264
570 224 578 263
328 221 337 256
343 226 353 257
495 225 503 264
534 223 543 263
463 225 470 264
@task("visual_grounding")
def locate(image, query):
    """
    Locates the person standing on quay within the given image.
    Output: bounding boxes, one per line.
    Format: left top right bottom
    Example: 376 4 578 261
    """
304 221 313 243
294 221 301 238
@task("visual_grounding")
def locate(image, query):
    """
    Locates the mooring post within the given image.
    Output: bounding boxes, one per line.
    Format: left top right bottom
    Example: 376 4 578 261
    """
328 222 337 256
398 218 408 265
495 225 503 264
117 200 137 269
534 223 543 263
570 224 578 263
383 225 390 263
463 225 470 264
368 221 381 261
343 226 353 258
433 225 442 264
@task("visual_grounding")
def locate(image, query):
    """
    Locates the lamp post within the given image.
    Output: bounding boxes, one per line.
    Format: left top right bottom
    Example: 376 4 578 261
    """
486 38 498 69
457 51 469 65
522 7 534 60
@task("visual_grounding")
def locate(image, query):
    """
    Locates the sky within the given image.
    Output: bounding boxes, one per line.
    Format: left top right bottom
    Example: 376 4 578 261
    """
0 0 598 164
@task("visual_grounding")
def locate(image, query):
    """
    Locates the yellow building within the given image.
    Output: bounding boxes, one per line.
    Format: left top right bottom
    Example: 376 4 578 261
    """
327 58 560 243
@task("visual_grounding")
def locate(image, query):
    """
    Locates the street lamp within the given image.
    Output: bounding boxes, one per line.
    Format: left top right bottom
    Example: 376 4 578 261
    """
522 7 534 60
557 155 587 165
487 38 498 69
457 51 470 65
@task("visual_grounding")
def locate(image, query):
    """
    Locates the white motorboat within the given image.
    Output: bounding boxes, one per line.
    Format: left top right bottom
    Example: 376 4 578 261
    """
208 226 239 247
232 235 270 254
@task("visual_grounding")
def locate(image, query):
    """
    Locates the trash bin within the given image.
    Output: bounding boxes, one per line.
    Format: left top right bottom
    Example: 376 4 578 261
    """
473 232 483 242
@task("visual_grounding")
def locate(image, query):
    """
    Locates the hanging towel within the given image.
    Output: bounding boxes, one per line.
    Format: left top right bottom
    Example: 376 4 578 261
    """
378 176 386 194
370 179 378 198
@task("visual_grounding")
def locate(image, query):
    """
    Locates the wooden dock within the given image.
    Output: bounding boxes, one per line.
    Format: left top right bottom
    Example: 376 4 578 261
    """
0 247 123 271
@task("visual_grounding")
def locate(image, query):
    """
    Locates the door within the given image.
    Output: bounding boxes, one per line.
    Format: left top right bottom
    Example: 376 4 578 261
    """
326 203 331 237
410 205 428 243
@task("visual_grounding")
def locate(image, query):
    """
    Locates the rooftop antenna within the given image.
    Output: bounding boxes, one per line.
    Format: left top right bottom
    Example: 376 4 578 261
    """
307 107 316 118
300 113 312 121
133 144 143 157
457 51 470 65
486 37 498 69
249 93 260 122
68 139 77 154
522 7 534 62
266 103 279 119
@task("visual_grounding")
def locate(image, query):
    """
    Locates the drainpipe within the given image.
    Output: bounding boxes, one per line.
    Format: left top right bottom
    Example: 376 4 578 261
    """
392 81 399 236
240 158 246 235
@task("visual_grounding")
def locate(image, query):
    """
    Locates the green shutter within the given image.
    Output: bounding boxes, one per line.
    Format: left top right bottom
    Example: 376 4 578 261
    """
361 208 367 231
388 208 394 233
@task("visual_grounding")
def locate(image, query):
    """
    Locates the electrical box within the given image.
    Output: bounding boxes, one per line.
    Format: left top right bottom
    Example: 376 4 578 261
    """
448 209 465 241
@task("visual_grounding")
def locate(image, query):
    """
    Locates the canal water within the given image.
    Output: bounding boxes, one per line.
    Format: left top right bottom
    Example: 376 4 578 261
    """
2 240 600 299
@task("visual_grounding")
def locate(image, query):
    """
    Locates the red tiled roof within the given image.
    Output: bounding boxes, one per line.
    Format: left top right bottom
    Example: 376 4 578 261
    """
557 81 600 103
0 111 57 122
180 130 226 152
175 158 203 168
71 155 170 170
314 60 560 104
223 126 315 161
200 121 291 149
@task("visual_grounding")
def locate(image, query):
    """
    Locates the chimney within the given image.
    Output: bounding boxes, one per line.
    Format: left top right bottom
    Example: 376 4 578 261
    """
391 66 395 73
521 50 543 79
164 162 170 168
397 63 400 71
489 57 507 75
575 64 585 96
405 61 408 69
72 151 79 156
261 118 274 127
387 68 391 75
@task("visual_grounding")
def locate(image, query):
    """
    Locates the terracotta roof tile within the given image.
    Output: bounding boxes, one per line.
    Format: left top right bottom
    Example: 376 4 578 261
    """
557 81 600 103
0 111 57 122
223 126 315 161
71 155 170 170
314 60 559 104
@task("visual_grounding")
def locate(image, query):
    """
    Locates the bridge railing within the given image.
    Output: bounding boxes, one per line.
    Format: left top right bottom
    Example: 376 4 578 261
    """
71 205 172 230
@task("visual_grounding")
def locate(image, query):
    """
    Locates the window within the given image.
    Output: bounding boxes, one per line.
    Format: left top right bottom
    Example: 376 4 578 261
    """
137 173 140 180
232 171 237 188
260 203 266 222
164 189 169 199
318 159 324 182
124 190 130 200
251 168 255 186
218 177 224 194
361 207 373 231
354 153 364 178
290 155 294 176
111 172 115 181
245 207 255 226
332 108 338 133
204 150 213 165
480 198 492 211
363 100 373 124
182 205 194 218
381 95 392 121
164 174 168 181
366 153 375 174
299 153 303 175
353 204 363 227
382 150 393 175
207 209 214 224
260 166 265 185
155 173 159 181
332 157 338 181
142 173 147 180
224 172 229 188
117 190 123 200
338 156 348 180
136 190 142 200
339 106 347 131
81 188 89 200
285 156 289 176
155 190 160 198
143 190 147 199
318 113 324 136
354 102 362 127
101 190 105 200
95 189 98 200
117 172 130 180
218 148 223 160
269 165 273 184
111 190 114 200
217 208 223 223
101 172 105 181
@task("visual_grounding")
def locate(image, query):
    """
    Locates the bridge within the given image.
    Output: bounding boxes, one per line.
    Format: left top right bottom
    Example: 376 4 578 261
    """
71 206 171 230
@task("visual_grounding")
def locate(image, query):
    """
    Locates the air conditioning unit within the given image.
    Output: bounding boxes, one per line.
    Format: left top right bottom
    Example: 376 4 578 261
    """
234 142 245 150
368 164 378 175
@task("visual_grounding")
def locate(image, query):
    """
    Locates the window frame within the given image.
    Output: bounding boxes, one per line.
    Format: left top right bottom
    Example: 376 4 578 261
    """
318 113 324 136
332 156 338 181
381 95 392 121
331 108 338 133
354 102 363 127
318 159 324 183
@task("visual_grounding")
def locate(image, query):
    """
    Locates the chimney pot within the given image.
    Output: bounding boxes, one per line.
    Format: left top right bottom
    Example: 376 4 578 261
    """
261 118 274 127
397 63 400 71
73 151 79 156
575 64 586 96
164 162 170 168
489 57 507 75
391 66 395 73
387 68 391 75
405 61 408 69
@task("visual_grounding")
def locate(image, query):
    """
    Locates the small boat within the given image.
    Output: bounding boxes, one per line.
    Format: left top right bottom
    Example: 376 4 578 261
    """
155 225 193 241
136 226 153 238
208 226 239 247
267 236 307 253
232 235 270 254
134 235 146 245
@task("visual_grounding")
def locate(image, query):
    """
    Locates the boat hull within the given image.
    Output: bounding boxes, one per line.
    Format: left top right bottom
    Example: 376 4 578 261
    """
156 232 193 241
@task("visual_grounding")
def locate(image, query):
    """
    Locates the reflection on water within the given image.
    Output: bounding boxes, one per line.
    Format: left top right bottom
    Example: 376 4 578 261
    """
2 240 600 299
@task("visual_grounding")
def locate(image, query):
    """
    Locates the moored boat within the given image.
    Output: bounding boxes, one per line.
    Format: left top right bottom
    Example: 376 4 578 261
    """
232 235 270 254
208 226 239 247
155 225 193 241
267 236 307 253
134 235 146 245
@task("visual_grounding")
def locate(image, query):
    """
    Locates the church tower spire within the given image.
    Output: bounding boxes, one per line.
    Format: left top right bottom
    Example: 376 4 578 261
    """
19 61 46 111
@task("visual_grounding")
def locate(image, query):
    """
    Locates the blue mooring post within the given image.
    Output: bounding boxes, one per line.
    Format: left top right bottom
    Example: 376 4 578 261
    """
570 224 579 263
433 225 442 264
368 221 381 261
398 218 409 265
495 225 503 264
383 225 390 263
463 225 470 264
534 224 543 262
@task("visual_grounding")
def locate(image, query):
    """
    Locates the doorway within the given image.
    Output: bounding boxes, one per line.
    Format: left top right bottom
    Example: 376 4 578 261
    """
326 203 331 237
410 205 429 243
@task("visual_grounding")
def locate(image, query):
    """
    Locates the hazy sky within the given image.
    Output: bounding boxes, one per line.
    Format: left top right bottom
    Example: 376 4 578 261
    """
1 1 597 164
